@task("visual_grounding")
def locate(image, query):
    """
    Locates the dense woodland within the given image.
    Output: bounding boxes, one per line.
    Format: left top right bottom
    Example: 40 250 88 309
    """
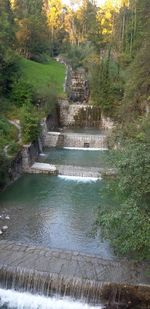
0 0 149 260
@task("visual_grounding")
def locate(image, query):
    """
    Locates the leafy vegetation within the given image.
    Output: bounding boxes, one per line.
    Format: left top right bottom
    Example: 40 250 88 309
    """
19 58 65 97
97 200 150 260
20 104 41 144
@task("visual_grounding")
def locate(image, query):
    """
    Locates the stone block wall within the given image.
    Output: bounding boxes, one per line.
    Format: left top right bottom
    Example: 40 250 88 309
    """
58 100 102 128
43 132 107 149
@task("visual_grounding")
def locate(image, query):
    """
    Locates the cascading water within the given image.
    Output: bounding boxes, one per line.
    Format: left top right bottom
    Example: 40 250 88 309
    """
63 147 108 151
38 137 43 154
58 175 99 182
0 268 105 309
0 289 103 309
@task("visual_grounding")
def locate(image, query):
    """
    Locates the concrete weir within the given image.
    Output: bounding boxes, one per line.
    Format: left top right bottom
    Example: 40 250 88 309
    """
27 162 58 175
0 241 149 306
57 165 101 178
44 131 108 149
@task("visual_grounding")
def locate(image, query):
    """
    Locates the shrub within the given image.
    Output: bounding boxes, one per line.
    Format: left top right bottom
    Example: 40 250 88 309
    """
10 79 33 107
20 104 41 144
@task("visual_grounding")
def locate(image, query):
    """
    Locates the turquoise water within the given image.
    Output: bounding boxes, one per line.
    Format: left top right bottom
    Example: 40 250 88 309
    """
0 175 114 258
63 128 104 135
41 148 110 168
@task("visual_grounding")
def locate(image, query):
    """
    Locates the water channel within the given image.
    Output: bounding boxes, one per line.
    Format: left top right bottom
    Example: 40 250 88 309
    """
0 146 114 308
0 146 144 309
41 148 110 168
0 173 114 258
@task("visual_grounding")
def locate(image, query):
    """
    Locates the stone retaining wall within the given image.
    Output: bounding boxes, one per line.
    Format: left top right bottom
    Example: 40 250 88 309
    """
44 132 107 149
58 100 101 128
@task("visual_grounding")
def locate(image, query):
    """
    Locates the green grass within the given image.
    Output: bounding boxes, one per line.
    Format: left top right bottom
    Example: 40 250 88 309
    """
19 58 66 97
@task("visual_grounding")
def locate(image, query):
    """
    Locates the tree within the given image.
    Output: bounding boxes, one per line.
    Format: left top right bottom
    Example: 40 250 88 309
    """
13 0 49 60
0 0 17 95
46 0 65 55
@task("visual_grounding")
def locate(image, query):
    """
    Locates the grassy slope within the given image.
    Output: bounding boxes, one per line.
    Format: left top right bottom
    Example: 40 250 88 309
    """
19 58 65 97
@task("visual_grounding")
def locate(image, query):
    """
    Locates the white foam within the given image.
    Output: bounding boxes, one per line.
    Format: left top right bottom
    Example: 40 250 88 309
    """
63 147 108 151
0 289 102 309
39 153 47 157
58 175 100 183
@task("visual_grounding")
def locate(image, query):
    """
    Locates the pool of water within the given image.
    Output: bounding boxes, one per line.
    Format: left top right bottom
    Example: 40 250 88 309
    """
41 148 110 168
57 128 105 135
0 175 114 258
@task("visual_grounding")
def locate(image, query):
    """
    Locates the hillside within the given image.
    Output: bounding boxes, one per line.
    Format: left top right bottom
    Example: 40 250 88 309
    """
19 58 65 97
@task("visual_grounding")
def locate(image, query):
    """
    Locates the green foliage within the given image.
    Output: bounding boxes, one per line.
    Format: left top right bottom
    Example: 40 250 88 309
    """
97 200 150 260
0 117 18 146
120 41 150 122
96 125 150 260
116 142 150 208
20 104 41 144
42 88 58 115
7 142 21 156
0 0 18 95
10 79 33 107
67 43 95 69
90 53 124 114
14 0 49 59
19 57 65 97
0 149 9 189
0 116 19 189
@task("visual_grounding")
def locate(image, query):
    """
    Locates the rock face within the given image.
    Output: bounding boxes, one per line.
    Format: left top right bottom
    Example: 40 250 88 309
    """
7 151 23 184
22 141 40 172
2 140 43 189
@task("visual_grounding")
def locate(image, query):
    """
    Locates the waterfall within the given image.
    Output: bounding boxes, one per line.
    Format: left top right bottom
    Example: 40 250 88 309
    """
57 165 102 178
0 289 103 309
58 175 99 183
0 267 105 306
63 147 108 151
38 137 43 154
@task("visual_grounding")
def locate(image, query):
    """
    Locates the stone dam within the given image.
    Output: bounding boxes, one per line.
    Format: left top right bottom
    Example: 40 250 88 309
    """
43 131 107 149
0 241 149 307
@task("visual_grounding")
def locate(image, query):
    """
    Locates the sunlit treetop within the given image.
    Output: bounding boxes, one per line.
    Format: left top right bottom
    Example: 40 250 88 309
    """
62 0 129 9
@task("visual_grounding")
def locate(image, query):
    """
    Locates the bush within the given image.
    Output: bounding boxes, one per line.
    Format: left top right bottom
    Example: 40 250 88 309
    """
97 200 150 260
20 104 41 144
96 126 150 260
10 79 33 107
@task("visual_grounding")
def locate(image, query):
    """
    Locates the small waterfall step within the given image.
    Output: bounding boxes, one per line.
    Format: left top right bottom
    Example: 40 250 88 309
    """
57 165 102 178
0 289 103 309
25 162 116 177
0 241 149 308
26 162 58 175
